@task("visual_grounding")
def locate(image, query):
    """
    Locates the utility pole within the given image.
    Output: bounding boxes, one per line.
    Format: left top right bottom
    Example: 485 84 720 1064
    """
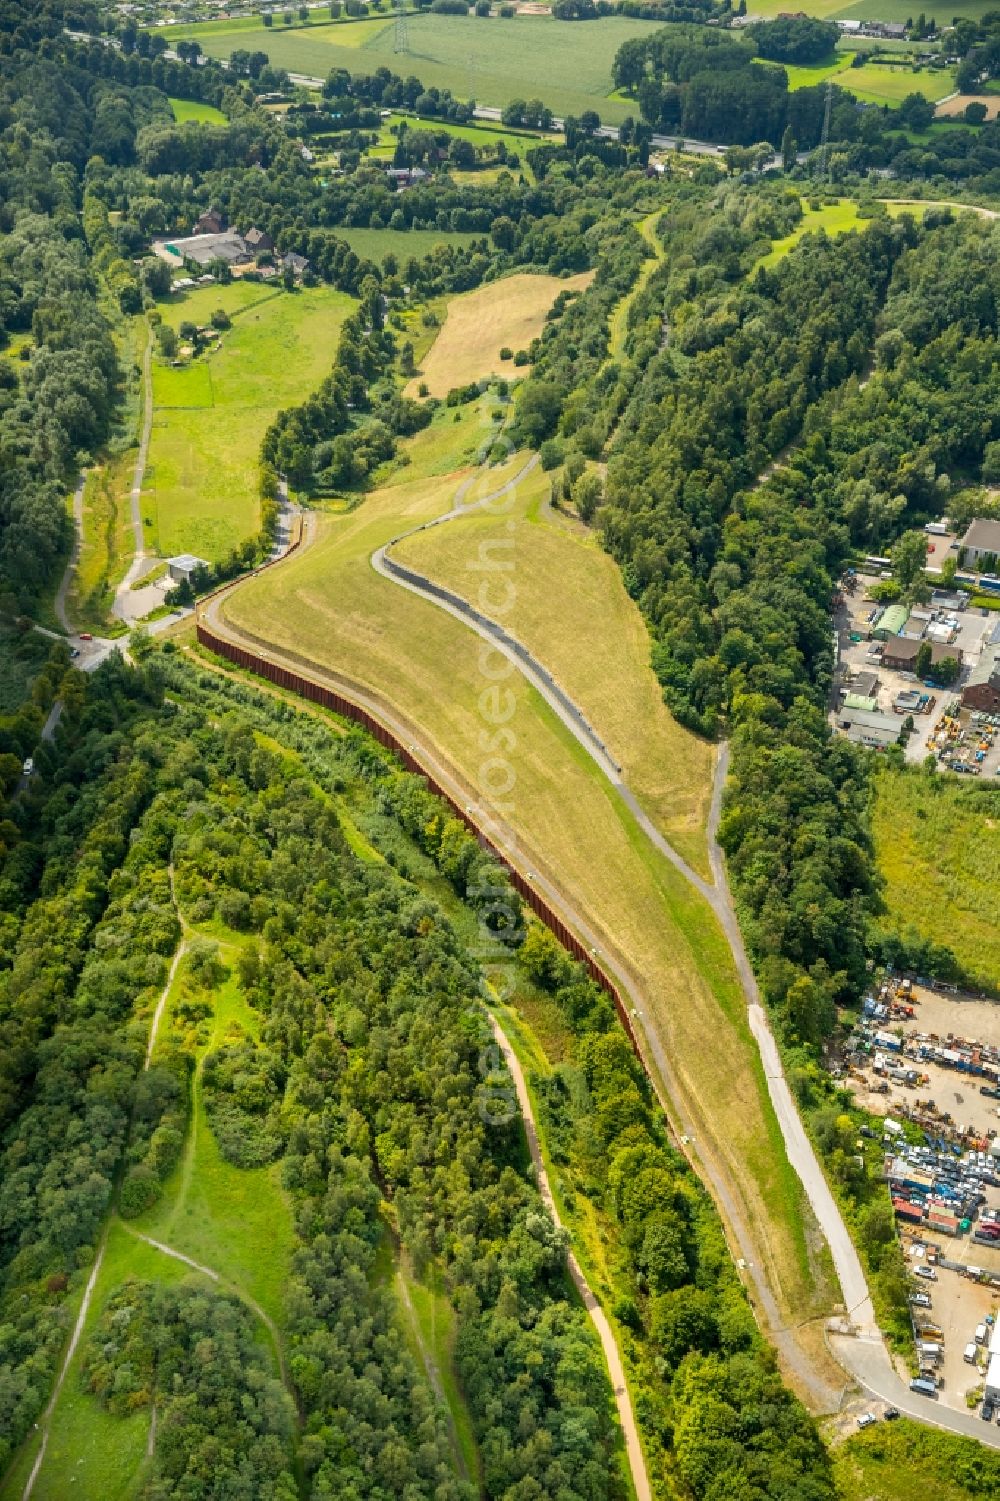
818 77 833 181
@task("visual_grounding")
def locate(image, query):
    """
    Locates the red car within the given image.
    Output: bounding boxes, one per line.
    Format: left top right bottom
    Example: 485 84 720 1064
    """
79 632 92 641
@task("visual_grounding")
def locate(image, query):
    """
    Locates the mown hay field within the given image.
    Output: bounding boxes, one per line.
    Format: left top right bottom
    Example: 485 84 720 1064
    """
406 271 592 397
395 464 714 873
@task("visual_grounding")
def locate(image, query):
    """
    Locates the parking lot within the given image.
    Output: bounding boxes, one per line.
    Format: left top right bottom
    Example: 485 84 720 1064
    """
841 977 1000 1418
833 577 1000 775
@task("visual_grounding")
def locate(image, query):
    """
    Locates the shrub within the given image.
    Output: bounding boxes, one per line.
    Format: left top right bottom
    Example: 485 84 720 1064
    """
119 1165 162 1218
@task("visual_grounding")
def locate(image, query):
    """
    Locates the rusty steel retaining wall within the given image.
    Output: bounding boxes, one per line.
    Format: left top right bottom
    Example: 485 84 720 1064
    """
196 619 641 1056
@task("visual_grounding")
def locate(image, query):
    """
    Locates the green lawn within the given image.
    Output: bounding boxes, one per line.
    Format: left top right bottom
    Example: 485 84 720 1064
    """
395 1257 481 1487
756 198 865 270
845 61 957 105
0 931 293 1501
136 950 296 1332
168 96 227 123
766 52 855 89
333 226 481 262
146 281 352 561
871 765 1000 992
0 1223 195 1501
180 13 669 123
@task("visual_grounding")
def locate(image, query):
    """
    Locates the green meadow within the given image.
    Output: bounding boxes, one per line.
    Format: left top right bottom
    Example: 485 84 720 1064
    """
170 12 667 123
168 96 227 123
145 281 352 561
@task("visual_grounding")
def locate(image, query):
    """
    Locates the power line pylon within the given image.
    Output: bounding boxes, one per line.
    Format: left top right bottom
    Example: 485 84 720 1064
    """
394 0 409 54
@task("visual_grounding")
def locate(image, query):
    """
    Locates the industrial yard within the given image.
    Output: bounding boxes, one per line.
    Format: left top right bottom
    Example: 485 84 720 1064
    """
832 570 1000 775
842 976 1000 1420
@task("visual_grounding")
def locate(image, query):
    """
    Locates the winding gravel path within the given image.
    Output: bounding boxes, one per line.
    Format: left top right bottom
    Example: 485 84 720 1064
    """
488 1012 651 1501
22 878 185 1500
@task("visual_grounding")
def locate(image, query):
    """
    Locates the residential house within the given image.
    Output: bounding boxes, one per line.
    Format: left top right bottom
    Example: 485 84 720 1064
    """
243 226 274 255
194 208 225 235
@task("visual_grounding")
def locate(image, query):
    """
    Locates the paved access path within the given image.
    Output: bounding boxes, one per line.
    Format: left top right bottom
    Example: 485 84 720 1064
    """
203 455 1000 1444
488 1012 652 1501
113 328 155 622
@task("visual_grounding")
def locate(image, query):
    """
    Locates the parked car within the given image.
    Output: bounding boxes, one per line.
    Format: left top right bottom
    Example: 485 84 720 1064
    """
857 1413 877 1429
21 758 32 776
984 1399 995 1422
915 1265 938 1281
79 632 92 641
909 1292 932 1308
883 1408 900 1421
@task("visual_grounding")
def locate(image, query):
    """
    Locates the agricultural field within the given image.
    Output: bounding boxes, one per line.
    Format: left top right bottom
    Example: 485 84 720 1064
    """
167 96 227 123
871 765 1000 992
179 12 667 122
750 0 998 18
219 404 826 1336
406 270 592 396
846 61 957 104
155 11 392 42
145 281 352 561
770 52 957 106
394 459 714 870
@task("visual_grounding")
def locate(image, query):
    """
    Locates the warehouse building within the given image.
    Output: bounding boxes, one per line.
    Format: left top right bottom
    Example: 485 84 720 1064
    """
873 603 909 640
962 644 1000 714
959 518 1000 570
836 707 903 747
